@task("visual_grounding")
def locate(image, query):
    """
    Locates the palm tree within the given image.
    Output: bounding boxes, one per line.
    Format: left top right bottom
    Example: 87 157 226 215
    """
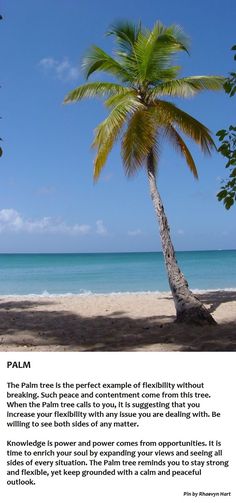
64 21 224 324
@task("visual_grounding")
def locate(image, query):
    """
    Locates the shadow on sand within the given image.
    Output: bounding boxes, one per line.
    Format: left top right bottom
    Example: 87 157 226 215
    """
0 292 235 352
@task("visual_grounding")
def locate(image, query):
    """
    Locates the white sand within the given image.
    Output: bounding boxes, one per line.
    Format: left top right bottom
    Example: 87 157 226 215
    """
0 291 235 351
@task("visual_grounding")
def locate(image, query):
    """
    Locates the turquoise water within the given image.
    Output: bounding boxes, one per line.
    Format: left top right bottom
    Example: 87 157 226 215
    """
0 251 235 295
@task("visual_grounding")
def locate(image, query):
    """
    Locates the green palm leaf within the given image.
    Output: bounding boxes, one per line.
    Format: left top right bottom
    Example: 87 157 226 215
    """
122 108 159 175
150 76 225 99
155 100 216 154
104 90 136 108
64 82 131 103
164 125 198 178
132 22 188 85
93 95 143 179
82 46 132 82
107 21 141 55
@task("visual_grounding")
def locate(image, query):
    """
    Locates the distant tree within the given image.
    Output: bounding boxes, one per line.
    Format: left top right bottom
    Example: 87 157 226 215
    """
217 46 236 209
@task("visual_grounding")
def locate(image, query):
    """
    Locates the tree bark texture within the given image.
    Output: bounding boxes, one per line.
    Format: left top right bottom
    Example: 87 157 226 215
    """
147 154 216 325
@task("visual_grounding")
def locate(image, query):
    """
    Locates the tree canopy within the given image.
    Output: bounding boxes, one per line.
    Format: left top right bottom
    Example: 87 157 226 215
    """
65 21 224 181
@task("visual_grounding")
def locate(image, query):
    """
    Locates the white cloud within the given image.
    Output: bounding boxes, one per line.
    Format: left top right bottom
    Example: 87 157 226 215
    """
39 57 79 81
0 209 91 235
39 57 55 69
96 219 108 236
128 229 142 236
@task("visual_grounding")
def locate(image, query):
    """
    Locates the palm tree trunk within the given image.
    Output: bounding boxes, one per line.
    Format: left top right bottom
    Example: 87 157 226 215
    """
147 153 216 325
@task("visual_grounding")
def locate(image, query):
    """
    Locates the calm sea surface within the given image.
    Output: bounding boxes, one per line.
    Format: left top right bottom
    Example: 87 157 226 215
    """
0 251 235 295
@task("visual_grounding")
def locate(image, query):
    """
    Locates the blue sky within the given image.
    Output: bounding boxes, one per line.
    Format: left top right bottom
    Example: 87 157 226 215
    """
1 0 236 252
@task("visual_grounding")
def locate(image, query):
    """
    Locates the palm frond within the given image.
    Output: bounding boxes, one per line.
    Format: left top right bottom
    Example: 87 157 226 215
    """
121 108 159 175
82 46 132 82
93 95 143 179
150 76 225 99
164 125 198 178
155 100 216 154
160 23 190 53
107 21 141 55
104 90 137 108
64 82 131 103
132 22 188 85
151 66 181 83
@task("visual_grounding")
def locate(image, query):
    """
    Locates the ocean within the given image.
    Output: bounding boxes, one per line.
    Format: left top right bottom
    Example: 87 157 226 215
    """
0 250 235 296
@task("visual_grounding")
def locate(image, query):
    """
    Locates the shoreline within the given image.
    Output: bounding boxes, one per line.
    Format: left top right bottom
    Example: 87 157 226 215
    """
0 290 236 352
0 287 236 297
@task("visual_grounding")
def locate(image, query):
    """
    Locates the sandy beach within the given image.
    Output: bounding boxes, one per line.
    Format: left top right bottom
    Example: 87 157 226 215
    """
0 290 235 352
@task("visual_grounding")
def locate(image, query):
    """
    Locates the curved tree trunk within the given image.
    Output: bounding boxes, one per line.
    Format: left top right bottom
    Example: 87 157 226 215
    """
147 153 216 325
